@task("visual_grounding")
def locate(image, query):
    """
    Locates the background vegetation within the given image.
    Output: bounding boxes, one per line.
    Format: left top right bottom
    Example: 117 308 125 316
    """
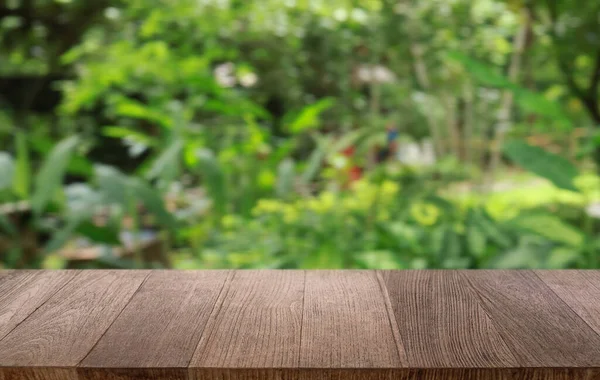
1 0 599 269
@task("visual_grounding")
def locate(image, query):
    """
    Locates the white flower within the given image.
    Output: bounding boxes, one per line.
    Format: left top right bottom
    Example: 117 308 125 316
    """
214 62 236 88
239 72 258 88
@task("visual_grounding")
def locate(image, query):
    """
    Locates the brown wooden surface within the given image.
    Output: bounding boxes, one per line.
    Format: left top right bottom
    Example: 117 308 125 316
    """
2 270 600 380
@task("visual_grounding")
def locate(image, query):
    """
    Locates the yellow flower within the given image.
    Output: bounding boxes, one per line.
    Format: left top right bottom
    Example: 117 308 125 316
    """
411 203 440 226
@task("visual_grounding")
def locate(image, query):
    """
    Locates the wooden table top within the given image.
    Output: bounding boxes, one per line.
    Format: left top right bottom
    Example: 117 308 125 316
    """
1 270 600 380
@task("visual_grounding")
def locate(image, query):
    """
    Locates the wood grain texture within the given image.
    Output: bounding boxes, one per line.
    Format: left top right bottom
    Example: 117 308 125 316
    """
80 270 230 374
0 368 78 380
189 270 304 371
0 270 79 340
193 369 405 380
462 270 600 368
78 368 186 380
535 270 600 336
3 270 600 380
0 270 148 367
400 368 600 380
299 270 406 369
380 270 518 368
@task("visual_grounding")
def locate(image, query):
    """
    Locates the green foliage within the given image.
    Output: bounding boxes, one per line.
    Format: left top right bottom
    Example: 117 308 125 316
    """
0 153 14 191
503 140 580 192
13 132 30 199
2 0 600 270
287 98 336 134
30 136 80 215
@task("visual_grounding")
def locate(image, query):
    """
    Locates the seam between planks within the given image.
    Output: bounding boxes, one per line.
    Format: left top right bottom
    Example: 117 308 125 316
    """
456 270 522 366
75 271 152 367
186 270 236 368
297 269 306 367
0 270 82 344
532 270 600 342
375 270 409 366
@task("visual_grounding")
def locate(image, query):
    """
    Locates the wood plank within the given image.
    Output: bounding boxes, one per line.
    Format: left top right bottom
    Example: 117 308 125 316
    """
0 368 77 380
195 369 404 380
0 270 148 368
189 270 304 372
379 270 518 368
462 270 600 367
78 368 184 380
299 270 406 369
0 270 79 341
79 270 230 379
402 368 600 380
535 270 600 337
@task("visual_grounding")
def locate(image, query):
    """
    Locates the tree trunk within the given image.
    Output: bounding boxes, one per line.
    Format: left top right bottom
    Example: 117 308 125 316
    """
486 7 532 185
410 44 445 158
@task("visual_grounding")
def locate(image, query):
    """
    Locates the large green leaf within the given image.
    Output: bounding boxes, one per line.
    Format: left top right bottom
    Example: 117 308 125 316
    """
13 132 30 199
510 213 584 247
114 98 172 128
0 152 14 191
76 221 121 245
102 126 158 147
44 215 83 253
95 165 130 208
130 178 177 230
446 52 513 88
287 98 335 134
29 135 93 177
301 135 332 184
31 136 80 215
503 140 579 192
448 52 569 122
145 138 183 185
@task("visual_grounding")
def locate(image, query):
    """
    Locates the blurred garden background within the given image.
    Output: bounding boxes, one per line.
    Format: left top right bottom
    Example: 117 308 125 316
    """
1 0 600 269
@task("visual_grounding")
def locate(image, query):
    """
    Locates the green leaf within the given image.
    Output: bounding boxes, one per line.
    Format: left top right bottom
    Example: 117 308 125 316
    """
31 136 80 215
145 138 183 185
474 209 513 249
196 149 227 218
0 212 16 236
510 213 584 247
287 98 335 134
95 165 130 208
76 221 121 245
28 135 93 177
503 140 579 192
102 126 158 147
0 152 14 191
446 52 513 88
466 223 487 258
13 131 30 199
513 89 569 123
276 159 295 199
114 98 172 128
546 247 580 269
448 52 568 122
44 216 82 253
130 178 177 230
301 135 332 184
